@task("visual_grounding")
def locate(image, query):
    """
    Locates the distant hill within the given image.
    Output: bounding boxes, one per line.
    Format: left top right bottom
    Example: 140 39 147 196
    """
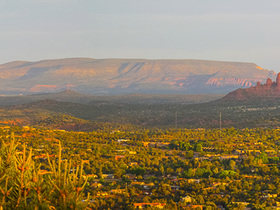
0 58 275 95
219 73 280 102
0 90 224 106
2 94 280 129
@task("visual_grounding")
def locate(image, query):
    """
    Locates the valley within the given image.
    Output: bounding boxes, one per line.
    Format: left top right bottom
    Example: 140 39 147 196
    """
0 59 280 209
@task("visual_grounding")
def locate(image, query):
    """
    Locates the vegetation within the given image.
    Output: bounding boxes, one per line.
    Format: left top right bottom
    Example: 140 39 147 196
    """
0 125 280 209
0 135 88 209
2 98 280 130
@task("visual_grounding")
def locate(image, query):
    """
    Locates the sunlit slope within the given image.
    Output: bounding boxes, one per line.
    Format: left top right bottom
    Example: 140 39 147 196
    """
0 58 275 95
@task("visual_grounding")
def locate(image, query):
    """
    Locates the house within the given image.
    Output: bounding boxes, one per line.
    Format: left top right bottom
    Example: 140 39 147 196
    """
110 130 120 134
110 189 126 194
82 199 95 203
115 149 126 153
181 195 192 203
96 191 109 196
128 162 138 166
265 150 276 155
115 155 125 161
156 143 170 148
102 174 114 179
91 183 103 188
184 204 203 210
34 148 44 152
261 194 277 199
133 203 166 209
142 142 151 147
186 179 200 183
245 150 261 155
232 202 249 207
117 139 130 143
143 183 155 189
131 181 144 186
171 185 180 191
129 151 137 155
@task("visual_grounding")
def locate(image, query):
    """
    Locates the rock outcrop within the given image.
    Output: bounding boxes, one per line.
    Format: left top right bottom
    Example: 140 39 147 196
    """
221 73 280 101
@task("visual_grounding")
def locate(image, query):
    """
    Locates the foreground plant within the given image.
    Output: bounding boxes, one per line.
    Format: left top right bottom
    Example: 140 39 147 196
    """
47 141 89 209
0 135 88 209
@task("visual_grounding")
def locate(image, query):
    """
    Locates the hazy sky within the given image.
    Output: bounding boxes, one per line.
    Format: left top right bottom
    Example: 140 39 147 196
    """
1 0 280 71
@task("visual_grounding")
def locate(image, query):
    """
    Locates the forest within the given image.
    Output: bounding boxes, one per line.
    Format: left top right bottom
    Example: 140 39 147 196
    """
1 125 280 209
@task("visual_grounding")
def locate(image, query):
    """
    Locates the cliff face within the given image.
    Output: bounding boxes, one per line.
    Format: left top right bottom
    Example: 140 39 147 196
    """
221 73 280 101
0 58 275 95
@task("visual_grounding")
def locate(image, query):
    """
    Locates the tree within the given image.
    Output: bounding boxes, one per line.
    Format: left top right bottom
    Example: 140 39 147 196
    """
186 150 194 159
195 143 203 152
229 160 236 171
185 168 194 178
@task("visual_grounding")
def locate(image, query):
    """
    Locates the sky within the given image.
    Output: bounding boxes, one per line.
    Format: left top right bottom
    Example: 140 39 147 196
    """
1 0 280 71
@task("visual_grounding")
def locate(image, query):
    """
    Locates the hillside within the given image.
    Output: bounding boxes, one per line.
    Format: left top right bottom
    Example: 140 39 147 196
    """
0 58 275 95
0 90 224 106
219 73 280 103
1 96 280 130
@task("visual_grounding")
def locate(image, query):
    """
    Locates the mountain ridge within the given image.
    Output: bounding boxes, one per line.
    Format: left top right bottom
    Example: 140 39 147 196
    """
0 58 275 95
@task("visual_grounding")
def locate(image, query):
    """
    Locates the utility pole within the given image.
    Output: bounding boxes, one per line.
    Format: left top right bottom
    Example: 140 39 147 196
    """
175 112 178 129
219 112 222 140
220 112 222 130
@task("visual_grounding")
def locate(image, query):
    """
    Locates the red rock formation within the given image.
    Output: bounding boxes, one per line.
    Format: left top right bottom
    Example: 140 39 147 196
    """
266 78 272 86
276 73 280 89
221 74 280 101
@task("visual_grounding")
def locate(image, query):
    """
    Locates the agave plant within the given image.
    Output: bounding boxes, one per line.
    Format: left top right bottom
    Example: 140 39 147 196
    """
46 141 89 209
0 133 89 209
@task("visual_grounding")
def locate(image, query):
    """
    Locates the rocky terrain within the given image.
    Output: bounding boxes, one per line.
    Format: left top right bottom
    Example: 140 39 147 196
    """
0 58 275 95
220 73 280 102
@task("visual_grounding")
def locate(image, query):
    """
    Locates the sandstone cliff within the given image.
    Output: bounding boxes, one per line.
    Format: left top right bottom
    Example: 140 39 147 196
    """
0 58 275 95
221 73 280 101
